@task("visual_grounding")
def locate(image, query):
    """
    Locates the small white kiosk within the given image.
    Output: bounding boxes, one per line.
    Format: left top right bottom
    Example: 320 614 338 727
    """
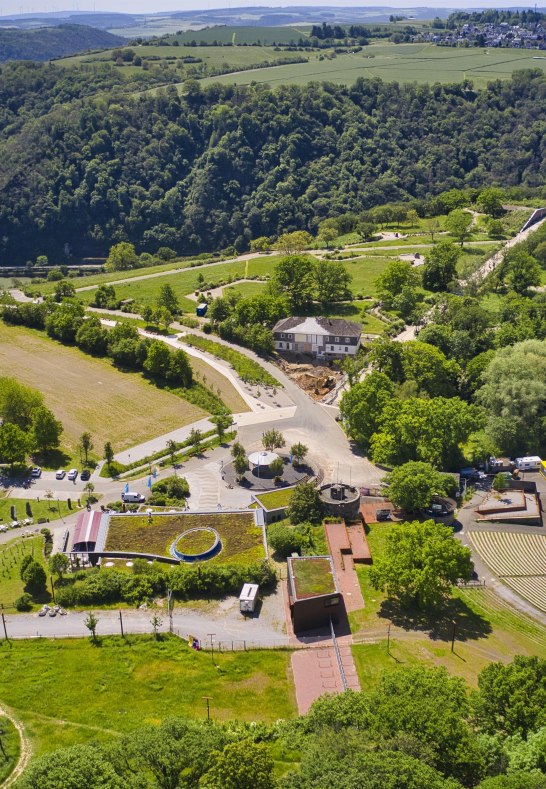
239 583 259 613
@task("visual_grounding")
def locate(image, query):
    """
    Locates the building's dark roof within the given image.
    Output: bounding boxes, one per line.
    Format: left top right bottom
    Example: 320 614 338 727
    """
273 316 361 336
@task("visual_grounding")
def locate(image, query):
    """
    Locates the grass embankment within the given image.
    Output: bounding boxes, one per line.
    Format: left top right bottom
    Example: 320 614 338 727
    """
0 715 20 785
0 323 207 467
106 512 265 565
179 334 279 386
0 636 296 757
350 522 546 688
0 536 48 609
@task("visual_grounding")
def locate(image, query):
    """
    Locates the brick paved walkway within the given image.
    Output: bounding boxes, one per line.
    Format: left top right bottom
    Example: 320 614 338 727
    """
291 642 360 714
324 522 365 612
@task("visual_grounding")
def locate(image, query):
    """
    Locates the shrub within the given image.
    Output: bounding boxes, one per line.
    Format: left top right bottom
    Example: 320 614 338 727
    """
22 560 47 596
15 592 33 611
268 523 304 557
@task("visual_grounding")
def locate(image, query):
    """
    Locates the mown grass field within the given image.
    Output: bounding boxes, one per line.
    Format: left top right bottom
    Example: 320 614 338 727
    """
202 42 546 89
0 323 206 465
75 256 283 308
0 636 296 756
0 499 72 526
350 521 546 688
106 512 265 564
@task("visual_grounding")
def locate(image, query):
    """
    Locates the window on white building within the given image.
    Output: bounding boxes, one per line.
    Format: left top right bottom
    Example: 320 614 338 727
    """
335 336 340 343
345 347 348 352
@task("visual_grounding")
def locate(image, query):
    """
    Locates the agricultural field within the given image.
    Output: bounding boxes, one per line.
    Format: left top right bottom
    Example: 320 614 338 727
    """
0 323 207 465
58 43 297 73
0 636 296 756
468 530 546 614
202 42 546 89
350 521 546 687
169 25 311 45
105 511 265 564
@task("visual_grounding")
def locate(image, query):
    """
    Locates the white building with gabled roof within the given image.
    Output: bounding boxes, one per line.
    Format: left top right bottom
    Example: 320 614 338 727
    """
272 316 361 358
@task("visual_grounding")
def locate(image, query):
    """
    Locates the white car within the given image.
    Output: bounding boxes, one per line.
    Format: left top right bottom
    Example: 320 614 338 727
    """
67 468 78 481
55 469 66 480
38 605 49 617
30 467 42 478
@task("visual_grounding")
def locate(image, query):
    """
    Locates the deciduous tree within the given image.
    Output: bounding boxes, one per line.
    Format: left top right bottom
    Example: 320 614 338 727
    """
370 519 473 608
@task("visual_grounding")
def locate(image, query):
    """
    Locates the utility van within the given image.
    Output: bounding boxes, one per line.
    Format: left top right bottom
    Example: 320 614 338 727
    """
121 491 145 503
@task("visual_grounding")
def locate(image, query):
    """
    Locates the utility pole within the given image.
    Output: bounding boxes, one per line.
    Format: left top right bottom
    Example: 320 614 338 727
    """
208 632 216 666
451 619 457 653
167 589 173 633
203 696 212 722
1 612 8 642
50 575 56 604
387 622 391 654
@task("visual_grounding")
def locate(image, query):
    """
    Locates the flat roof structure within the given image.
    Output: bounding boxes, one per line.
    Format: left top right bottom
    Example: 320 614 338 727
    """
475 490 541 523
287 556 338 601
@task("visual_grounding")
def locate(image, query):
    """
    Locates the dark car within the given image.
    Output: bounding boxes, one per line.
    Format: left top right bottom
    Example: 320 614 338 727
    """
376 509 392 522
80 469 91 481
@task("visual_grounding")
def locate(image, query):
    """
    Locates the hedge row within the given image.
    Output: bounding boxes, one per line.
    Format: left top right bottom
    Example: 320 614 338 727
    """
55 560 276 607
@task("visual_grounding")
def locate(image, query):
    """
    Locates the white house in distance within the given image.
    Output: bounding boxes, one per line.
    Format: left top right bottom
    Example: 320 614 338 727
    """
272 316 361 358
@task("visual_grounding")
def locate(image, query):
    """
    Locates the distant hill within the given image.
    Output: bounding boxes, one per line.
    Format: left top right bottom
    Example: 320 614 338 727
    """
0 24 124 62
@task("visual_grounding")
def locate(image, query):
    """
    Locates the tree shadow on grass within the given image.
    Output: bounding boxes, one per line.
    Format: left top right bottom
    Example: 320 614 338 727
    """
378 595 492 643
32 448 71 468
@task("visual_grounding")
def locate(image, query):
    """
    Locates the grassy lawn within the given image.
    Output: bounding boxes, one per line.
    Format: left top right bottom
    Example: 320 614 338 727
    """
0 636 296 757
106 512 265 564
342 256 392 297
182 354 248 413
0 498 72 525
0 323 207 465
255 488 294 510
75 256 285 309
224 281 268 299
350 521 546 688
0 535 48 609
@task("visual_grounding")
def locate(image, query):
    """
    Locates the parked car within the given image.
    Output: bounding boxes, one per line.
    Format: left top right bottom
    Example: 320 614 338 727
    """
55 469 66 480
80 469 91 481
376 509 392 522
30 467 42 478
38 605 49 617
67 468 78 481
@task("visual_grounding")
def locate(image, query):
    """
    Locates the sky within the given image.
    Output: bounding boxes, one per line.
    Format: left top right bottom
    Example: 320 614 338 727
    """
0 1 543 18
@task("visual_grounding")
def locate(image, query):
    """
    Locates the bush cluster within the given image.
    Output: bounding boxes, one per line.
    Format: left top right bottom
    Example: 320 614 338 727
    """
55 560 276 607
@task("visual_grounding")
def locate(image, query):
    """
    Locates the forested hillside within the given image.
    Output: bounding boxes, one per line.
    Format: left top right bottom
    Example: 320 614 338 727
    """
0 24 124 63
1 67 546 264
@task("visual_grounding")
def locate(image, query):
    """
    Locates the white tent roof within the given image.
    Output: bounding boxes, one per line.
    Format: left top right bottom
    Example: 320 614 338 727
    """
248 450 279 466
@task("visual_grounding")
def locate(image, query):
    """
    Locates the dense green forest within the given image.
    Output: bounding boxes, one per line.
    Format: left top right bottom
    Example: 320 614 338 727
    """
1 66 546 264
0 24 124 63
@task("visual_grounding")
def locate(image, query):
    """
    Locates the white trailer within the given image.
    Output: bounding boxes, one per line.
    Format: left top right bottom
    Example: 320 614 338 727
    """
515 456 542 471
239 583 259 613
